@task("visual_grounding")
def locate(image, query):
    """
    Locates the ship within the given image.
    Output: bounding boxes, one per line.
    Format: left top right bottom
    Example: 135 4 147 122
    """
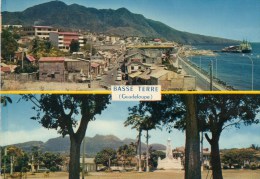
221 40 252 53
239 40 252 53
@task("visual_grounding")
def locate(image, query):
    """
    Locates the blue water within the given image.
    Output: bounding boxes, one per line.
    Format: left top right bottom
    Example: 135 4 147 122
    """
189 43 260 90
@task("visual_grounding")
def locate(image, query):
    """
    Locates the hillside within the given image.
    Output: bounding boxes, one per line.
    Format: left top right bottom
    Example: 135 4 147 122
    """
2 1 237 44
5 134 166 156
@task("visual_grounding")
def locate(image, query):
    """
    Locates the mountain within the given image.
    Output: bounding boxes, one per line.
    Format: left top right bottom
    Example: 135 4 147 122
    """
2 1 237 44
5 134 166 156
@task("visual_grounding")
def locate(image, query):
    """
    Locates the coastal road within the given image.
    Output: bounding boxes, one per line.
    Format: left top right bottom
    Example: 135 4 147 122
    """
178 57 228 91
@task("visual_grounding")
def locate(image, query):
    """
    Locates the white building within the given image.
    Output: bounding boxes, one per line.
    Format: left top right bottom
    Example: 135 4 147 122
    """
33 26 58 39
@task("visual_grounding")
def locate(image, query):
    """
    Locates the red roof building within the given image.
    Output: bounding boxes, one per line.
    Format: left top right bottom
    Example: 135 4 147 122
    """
0 67 11 73
39 57 66 82
49 32 84 51
26 55 36 63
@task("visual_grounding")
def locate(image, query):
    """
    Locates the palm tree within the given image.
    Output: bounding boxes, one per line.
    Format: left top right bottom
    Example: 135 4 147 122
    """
125 106 161 172
0 96 12 106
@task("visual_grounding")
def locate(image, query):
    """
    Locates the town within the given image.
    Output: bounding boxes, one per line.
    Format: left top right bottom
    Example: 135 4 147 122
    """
1 24 200 91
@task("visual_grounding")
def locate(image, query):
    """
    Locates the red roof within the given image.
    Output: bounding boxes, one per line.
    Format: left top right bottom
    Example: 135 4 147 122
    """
39 57 65 62
91 63 100 68
0 67 11 73
26 55 36 62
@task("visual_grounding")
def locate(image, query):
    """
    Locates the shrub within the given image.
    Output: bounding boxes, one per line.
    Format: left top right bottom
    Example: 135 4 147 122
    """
223 165 229 170
50 166 57 172
250 164 257 170
244 164 250 169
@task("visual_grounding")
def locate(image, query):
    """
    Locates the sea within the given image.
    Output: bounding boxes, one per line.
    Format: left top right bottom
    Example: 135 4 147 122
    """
189 43 260 90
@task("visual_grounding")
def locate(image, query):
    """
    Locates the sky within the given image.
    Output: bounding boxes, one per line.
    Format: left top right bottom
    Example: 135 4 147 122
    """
1 95 260 150
1 0 260 42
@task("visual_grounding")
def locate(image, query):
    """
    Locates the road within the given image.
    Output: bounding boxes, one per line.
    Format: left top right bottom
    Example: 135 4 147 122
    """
178 57 228 91
99 53 126 88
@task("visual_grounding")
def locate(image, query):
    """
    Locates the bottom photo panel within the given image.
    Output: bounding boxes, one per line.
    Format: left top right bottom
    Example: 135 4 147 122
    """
1 94 260 179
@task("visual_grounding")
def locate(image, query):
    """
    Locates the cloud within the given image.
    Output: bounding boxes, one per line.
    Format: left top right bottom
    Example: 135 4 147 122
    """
0 128 60 146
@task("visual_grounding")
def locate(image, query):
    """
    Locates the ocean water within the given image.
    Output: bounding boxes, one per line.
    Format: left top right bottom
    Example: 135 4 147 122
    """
189 43 260 90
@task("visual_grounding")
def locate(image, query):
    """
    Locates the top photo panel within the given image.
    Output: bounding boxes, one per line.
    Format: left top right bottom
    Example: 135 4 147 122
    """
1 0 259 92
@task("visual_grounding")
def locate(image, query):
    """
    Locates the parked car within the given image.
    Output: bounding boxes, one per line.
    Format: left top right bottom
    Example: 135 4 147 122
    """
96 75 102 80
38 167 50 173
116 74 122 81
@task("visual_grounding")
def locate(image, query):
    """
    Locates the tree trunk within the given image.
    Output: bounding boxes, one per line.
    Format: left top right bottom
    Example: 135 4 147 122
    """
138 129 142 172
184 95 201 179
211 134 223 179
146 130 149 172
69 135 81 179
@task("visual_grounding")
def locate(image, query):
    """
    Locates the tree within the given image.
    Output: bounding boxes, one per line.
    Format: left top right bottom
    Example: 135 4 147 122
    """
22 94 111 179
1 29 19 60
31 146 43 172
127 105 161 172
117 144 136 169
94 148 116 168
81 43 96 56
1 96 12 106
221 148 258 168
183 95 201 179
149 149 165 169
70 39 80 53
42 152 63 171
137 95 260 179
197 95 260 179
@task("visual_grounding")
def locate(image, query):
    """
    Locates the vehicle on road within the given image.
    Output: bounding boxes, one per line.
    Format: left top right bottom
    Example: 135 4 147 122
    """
116 74 122 81
96 75 102 80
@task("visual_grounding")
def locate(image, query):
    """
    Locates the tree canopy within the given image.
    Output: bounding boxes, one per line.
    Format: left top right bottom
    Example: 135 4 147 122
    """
136 94 260 179
22 94 111 179
1 29 19 60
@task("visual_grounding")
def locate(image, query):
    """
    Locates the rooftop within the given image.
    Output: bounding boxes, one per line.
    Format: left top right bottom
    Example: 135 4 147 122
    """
39 57 65 62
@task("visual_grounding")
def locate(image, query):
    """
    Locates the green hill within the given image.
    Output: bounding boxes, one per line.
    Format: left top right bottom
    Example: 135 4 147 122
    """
2 1 237 44
4 134 166 156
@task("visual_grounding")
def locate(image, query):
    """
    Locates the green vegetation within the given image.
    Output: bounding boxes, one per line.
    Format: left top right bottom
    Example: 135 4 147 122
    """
22 95 111 179
221 147 260 170
1 29 19 60
94 148 116 168
0 146 64 174
134 95 260 179
30 38 69 59
69 39 80 53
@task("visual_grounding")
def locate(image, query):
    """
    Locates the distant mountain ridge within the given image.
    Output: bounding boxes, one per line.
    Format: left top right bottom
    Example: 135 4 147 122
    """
2 1 238 44
4 134 166 156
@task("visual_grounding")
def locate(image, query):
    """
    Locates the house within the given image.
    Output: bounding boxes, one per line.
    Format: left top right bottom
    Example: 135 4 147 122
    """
80 158 96 172
25 55 36 64
126 59 148 74
0 66 12 74
49 32 84 51
65 58 90 75
124 51 162 65
39 57 66 82
91 62 101 78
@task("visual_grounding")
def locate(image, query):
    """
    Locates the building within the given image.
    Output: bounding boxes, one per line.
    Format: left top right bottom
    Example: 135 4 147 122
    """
39 57 66 82
49 32 84 51
33 26 58 39
80 158 96 172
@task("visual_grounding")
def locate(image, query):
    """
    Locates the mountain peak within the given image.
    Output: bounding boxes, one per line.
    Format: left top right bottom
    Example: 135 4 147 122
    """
2 1 237 44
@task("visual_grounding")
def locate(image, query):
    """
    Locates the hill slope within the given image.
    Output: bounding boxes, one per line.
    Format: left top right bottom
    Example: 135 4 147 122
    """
2 1 237 44
5 134 166 156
